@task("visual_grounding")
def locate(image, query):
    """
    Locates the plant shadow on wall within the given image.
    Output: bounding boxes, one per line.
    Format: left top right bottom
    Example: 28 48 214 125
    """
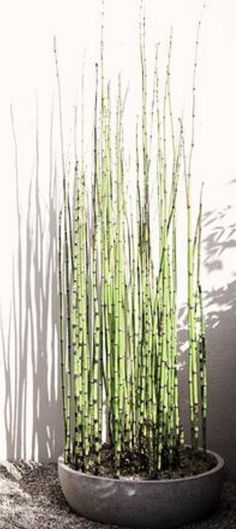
1 100 236 469
0 107 63 461
178 188 236 476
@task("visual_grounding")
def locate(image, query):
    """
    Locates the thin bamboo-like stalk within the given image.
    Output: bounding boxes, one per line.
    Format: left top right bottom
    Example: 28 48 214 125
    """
58 207 69 460
195 185 207 454
184 6 206 455
91 63 102 470
54 37 73 464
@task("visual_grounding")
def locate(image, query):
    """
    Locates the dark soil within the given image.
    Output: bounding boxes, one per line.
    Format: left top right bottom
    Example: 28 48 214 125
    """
76 444 216 480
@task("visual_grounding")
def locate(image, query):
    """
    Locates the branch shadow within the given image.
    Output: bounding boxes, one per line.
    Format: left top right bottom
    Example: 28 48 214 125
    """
0 107 63 461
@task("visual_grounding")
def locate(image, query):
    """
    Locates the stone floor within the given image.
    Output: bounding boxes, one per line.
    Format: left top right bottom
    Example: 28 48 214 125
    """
0 462 235 528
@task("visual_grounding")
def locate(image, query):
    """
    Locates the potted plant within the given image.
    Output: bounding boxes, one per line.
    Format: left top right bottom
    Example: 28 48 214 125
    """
56 6 224 529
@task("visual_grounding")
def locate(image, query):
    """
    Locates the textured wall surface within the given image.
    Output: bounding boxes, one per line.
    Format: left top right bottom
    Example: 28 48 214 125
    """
0 0 235 480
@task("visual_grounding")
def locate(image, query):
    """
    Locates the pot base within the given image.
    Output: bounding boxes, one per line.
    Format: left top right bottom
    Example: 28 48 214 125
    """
58 449 224 529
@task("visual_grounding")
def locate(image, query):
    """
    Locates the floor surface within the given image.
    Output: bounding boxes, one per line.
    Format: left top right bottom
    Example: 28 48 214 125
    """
0 462 235 528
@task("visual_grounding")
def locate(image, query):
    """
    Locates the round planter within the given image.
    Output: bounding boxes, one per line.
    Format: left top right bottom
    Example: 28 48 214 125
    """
58 449 224 529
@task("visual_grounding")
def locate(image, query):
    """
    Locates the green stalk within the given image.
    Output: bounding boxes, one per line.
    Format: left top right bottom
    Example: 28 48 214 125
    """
58 208 69 461
196 185 207 454
90 63 102 469
184 12 205 455
54 37 72 464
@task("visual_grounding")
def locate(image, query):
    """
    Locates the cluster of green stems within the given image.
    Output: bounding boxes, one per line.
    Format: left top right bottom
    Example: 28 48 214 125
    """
56 11 207 478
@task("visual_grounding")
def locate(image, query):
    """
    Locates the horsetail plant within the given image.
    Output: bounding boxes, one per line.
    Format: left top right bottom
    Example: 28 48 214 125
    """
57 7 207 478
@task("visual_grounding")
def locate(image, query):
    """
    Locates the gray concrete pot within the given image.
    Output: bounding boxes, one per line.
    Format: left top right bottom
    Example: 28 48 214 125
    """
58 449 224 528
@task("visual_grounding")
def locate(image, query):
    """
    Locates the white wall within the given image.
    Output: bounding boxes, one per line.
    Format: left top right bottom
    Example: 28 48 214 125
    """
0 0 235 479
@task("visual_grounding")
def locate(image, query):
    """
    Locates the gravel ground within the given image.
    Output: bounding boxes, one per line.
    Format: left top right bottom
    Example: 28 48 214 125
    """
0 462 235 529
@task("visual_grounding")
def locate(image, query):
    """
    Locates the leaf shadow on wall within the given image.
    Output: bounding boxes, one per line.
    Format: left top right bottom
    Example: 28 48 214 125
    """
178 196 236 478
0 109 63 461
201 204 236 477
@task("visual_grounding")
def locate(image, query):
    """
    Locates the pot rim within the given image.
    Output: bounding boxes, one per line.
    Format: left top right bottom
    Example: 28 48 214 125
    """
58 447 224 484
